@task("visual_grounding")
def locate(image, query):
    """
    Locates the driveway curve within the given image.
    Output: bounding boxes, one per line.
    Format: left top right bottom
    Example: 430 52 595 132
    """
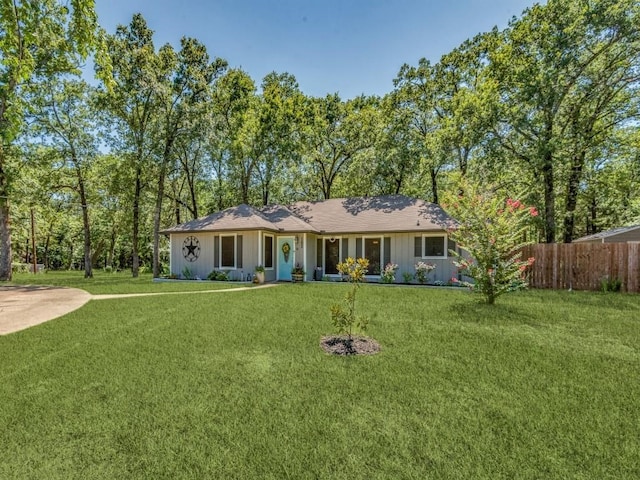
0 285 92 335
0 283 277 335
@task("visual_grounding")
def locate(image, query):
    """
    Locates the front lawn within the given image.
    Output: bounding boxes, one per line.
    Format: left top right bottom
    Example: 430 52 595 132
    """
0 283 638 479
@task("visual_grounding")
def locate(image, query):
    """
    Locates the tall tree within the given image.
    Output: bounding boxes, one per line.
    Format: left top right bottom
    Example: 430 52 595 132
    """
255 72 304 205
150 38 226 277
302 93 378 199
211 68 257 204
97 13 160 277
32 79 98 278
488 0 640 242
0 0 99 281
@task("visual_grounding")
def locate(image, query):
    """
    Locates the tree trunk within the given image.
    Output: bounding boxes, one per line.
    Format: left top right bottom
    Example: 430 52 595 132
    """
107 229 116 269
175 197 181 225
430 168 439 204
76 165 93 278
188 175 198 219
153 137 173 278
562 153 586 244
132 166 142 277
67 243 74 270
0 144 12 281
44 234 51 269
541 156 555 243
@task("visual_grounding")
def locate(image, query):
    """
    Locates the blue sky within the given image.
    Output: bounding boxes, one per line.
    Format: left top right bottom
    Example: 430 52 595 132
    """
95 0 541 99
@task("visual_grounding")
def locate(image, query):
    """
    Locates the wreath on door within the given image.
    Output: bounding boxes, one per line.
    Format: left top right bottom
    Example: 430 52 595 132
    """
282 242 291 263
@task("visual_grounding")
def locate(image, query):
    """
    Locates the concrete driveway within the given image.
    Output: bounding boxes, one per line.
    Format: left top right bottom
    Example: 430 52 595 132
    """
0 283 277 335
0 285 92 335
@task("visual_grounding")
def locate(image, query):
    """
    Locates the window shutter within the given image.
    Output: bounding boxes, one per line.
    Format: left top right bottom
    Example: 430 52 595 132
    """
384 237 391 266
356 238 362 258
414 236 422 257
237 235 243 268
316 238 322 268
214 236 219 268
341 238 349 261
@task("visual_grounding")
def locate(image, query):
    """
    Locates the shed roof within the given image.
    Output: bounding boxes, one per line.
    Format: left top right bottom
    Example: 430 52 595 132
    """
574 224 640 243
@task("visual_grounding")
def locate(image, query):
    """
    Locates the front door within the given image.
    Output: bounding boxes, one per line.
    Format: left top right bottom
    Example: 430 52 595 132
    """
277 237 295 281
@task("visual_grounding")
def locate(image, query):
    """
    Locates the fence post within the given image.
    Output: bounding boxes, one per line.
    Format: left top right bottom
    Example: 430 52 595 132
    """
628 243 639 293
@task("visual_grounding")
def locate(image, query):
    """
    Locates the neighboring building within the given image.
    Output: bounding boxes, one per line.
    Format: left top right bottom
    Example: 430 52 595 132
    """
161 195 459 282
573 225 640 244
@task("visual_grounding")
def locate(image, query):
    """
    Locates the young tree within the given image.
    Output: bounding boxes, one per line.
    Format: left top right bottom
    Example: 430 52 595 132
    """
443 176 538 305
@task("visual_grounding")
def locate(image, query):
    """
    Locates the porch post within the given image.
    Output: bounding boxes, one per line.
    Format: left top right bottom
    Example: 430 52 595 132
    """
303 233 307 280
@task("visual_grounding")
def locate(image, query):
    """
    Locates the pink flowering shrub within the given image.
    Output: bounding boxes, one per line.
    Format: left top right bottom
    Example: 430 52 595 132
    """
443 177 537 305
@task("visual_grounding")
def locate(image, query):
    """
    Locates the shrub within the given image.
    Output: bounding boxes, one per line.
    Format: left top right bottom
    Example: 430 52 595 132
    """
207 270 229 281
182 266 194 280
600 277 622 292
104 266 113 274
380 263 398 283
11 263 29 273
414 261 436 284
402 272 413 284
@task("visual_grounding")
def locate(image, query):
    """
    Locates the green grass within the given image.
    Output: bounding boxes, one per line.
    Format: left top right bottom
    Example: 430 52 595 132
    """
9 270 244 294
1 283 638 479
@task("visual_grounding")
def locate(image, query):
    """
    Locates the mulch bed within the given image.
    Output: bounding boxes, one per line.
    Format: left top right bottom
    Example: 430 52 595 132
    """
320 335 381 356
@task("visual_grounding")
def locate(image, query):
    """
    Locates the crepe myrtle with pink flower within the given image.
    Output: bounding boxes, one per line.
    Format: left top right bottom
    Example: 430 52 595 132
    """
443 176 538 305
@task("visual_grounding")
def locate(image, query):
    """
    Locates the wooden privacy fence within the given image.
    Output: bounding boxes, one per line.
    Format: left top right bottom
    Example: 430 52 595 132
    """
521 243 640 293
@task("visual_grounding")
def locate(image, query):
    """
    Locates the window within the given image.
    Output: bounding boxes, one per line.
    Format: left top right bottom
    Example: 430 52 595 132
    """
324 238 340 274
423 235 447 258
364 237 382 275
264 235 273 269
221 235 235 268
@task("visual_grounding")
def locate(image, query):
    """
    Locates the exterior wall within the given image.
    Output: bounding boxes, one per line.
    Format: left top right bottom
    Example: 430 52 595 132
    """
388 232 458 283
259 231 277 282
305 233 317 281
170 232 215 280
604 229 640 243
170 231 260 281
312 231 458 283
171 230 459 283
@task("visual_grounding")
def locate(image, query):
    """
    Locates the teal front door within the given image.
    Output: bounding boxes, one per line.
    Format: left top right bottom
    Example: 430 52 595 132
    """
277 237 295 281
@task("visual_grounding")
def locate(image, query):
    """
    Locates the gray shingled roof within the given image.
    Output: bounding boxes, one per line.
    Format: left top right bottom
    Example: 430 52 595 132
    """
161 204 277 233
573 224 640 242
288 195 456 233
162 195 456 234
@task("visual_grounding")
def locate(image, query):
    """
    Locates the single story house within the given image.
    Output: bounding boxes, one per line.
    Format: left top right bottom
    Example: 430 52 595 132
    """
573 225 640 244
161 195 460 283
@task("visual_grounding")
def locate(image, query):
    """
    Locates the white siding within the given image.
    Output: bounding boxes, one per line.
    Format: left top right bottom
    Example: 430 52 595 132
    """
170 232 215 280
336 232 458 283
170 230 459 283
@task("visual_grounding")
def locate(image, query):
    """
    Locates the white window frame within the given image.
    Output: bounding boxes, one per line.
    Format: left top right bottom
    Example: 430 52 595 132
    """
322 237 342 276
362 235 383 277
263 233 274 270
220 234 237 269
422 233 448 259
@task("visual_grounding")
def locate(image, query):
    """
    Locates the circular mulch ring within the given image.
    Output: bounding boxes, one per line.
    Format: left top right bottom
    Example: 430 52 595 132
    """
320 335 381 356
